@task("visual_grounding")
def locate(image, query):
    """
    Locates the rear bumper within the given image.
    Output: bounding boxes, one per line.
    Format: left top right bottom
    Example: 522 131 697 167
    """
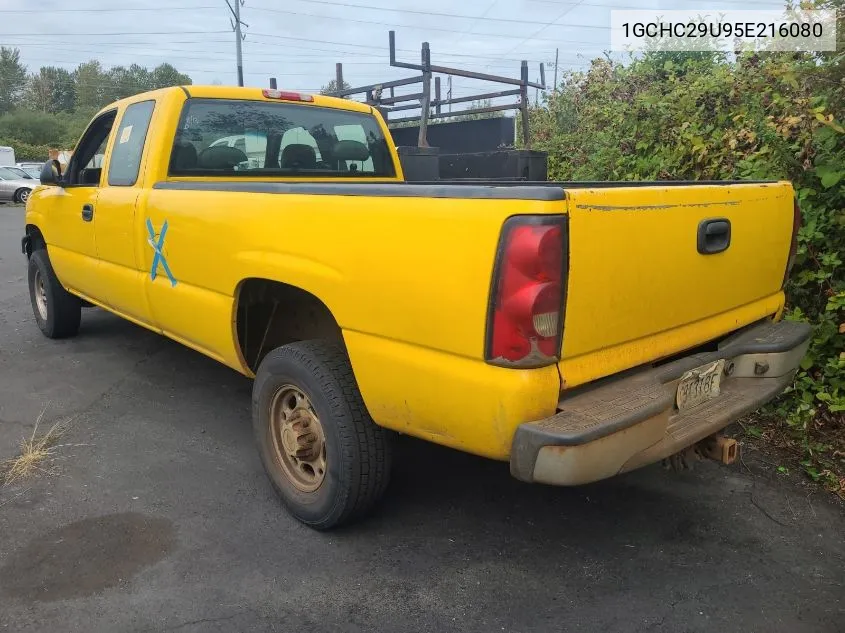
510 319 811 485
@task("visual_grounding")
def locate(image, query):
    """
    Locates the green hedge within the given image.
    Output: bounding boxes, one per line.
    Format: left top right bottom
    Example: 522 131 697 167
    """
0 138 52 162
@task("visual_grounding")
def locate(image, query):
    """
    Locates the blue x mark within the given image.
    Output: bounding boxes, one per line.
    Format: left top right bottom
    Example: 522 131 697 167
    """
146 218 177 287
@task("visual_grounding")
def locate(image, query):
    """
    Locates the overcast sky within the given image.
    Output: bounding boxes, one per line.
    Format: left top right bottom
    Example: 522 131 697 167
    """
2 0 788 101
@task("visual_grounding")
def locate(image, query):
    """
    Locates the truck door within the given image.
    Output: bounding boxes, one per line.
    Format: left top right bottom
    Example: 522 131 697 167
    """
93 99 157 325
42 109 117 296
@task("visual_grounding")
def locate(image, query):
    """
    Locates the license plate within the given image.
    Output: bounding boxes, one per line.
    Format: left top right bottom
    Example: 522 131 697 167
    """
676 359 726 412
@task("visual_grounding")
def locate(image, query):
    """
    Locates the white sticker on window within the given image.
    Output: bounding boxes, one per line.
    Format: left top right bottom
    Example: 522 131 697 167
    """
119 125 133 144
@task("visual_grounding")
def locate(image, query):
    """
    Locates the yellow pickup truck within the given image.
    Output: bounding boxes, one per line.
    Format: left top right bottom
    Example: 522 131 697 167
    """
22 86 809 529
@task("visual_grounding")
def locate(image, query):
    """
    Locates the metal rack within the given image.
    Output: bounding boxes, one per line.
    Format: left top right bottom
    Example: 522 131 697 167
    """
323 31 545 149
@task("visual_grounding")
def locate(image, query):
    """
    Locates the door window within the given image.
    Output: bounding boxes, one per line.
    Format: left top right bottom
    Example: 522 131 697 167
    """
108 100 156 186
65 110 117 187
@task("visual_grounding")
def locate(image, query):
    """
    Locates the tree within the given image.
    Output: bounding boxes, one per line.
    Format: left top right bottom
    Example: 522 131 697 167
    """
320 78 351 95
74 61 105 112
25 67 76 113
102 65 133 103
94 62 191 105
150 63 191 89
0 110 66 145
0 57 196 160
0 47 27 114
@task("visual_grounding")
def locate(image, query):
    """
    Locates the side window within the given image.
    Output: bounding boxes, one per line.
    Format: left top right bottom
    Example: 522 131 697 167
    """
108 100 155 186
65 110 117 187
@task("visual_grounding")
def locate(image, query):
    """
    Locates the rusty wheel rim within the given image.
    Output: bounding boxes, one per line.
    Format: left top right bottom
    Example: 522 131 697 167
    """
33 268 48 321
269 385 327 493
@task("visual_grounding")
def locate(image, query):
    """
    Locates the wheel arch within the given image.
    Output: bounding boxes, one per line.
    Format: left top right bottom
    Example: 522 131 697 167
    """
23 223 47 258
233 277 345 374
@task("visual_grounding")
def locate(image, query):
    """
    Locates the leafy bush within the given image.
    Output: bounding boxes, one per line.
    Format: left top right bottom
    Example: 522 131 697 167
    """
0 109 93 161
530 44 844 492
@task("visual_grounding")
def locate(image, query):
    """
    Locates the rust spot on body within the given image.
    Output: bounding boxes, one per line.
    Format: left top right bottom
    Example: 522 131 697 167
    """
576 200 741 212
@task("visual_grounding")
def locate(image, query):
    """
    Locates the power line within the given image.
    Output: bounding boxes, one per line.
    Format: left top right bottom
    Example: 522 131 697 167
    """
4 30 564 64
7 42 380 62
269 0 609 29
0 30 232 36
247 6 606 44
8 38 579 70
6 37 564 67
4 36 386 59
17 46 397 67
14 54 386 77
0 5 217 12
458 0 499 38
525 0 789 6
501 0 588 56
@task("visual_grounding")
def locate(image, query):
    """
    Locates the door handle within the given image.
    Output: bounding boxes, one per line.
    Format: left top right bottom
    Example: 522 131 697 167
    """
697 218 731 255
81 204 94 222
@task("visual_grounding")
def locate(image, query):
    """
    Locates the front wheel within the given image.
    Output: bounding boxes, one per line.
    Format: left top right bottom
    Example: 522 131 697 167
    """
252 340 394 530
28 249 81 338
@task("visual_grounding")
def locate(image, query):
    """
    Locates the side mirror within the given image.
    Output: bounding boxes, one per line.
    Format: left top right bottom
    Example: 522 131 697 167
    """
39 159 63 186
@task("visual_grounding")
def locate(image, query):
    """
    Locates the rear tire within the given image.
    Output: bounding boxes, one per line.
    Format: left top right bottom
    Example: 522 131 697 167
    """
252 340 393 530
28 249 81 339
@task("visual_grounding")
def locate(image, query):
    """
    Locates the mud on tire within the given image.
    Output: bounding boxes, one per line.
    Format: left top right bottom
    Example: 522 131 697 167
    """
252 340 394 530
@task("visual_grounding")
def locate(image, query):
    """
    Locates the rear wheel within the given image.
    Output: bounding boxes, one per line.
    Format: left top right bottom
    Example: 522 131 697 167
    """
252 340 393 530
15 188 32 204
27 249 81 338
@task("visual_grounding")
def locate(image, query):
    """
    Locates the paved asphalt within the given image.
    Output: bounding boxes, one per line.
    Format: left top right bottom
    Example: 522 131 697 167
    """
0 205 842 633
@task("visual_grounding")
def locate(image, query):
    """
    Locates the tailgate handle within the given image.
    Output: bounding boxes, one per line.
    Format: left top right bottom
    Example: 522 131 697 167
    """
697 218 731 255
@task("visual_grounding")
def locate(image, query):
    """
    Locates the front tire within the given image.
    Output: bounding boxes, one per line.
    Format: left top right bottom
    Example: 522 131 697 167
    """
28 249 81 338
15 188 31 204
253 340 393 530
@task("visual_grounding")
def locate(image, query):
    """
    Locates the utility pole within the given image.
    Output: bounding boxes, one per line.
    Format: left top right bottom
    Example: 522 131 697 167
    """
225 0 247 86
553 47 559 92
418 42 431 148
447 76 452 113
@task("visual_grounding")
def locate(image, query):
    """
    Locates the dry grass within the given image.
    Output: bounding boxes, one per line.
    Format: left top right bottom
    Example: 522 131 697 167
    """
1 405 73 486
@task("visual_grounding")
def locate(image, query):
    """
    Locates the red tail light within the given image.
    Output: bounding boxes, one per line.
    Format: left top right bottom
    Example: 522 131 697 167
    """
262 89 314 102
783 198 802 287
485 216 568 367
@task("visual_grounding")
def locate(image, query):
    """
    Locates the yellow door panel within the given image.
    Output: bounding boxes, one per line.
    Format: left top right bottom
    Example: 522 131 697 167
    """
140 206 241 367
41 186 99 294
94 187 154 323
94 98 159 325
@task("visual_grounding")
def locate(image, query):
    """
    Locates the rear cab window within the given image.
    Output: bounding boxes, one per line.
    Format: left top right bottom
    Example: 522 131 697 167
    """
168 98 395 178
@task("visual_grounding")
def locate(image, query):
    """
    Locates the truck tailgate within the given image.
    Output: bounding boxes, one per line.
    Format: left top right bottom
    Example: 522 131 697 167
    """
559 182 795 387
